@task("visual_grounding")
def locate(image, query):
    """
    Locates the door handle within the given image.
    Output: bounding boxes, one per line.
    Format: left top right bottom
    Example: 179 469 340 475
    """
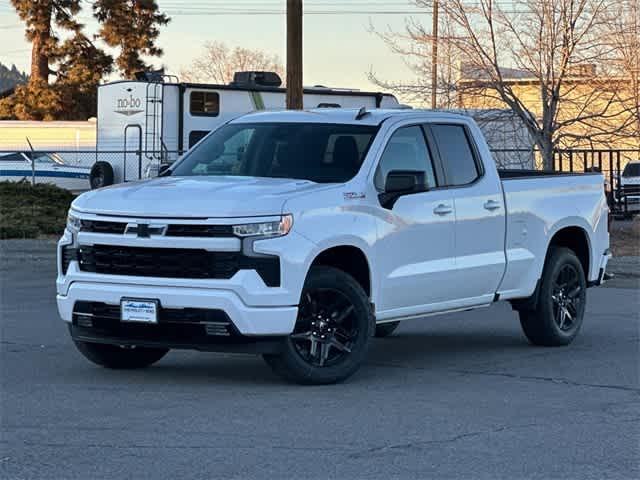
433 204 453 216
484 199 502 211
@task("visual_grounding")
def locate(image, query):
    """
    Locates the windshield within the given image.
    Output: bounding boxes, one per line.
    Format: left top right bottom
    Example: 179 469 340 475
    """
622 162 640 177
33 153 66 165
171 122 379 183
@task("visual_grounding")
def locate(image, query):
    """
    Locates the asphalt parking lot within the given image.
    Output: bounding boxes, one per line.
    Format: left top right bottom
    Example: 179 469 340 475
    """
1 241 639 480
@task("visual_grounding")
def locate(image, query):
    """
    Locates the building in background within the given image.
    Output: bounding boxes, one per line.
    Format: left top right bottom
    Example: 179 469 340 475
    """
0 120 96 165
458 65 638 170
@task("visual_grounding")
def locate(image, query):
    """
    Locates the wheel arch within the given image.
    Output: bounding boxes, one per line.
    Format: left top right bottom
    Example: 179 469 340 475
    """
546 224 591 279
308 245 373 299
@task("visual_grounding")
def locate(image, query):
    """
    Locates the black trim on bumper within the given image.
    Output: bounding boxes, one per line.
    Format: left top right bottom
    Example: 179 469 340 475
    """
69 301 286 354
69 325 286 354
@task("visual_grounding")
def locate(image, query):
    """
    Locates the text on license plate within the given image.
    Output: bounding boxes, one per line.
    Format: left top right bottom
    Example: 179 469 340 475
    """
121 298 158 323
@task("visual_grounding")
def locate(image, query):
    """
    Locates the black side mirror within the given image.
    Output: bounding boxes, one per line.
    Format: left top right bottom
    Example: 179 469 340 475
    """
385 170 425 193
158 164 171 177
380 170 426 209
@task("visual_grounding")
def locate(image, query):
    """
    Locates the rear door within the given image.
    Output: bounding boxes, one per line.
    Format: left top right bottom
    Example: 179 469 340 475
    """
426 123 506 304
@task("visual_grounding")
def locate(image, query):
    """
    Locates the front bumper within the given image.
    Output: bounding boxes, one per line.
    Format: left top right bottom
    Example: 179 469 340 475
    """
57 282 298 336
56 222 318 342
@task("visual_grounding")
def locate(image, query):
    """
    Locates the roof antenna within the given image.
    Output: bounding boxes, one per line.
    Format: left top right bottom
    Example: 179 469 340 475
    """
355 106 369 120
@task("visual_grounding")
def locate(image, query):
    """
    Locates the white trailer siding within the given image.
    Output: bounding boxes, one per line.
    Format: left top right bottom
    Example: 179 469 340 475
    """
95 79 400 184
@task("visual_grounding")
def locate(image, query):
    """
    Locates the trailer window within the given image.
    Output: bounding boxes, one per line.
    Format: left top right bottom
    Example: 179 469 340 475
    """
190 91 219 116
188 130 210 148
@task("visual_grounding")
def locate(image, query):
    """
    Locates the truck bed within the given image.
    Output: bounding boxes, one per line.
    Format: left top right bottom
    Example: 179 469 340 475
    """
497 170 608 300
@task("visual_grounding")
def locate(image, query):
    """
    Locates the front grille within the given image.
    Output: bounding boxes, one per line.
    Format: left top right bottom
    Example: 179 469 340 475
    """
76 245 280 286
621 184 640 196
165 224 235 237
80 220 235 237
81 220 127 234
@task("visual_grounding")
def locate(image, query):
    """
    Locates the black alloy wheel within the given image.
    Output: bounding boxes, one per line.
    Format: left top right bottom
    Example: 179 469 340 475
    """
263 266 374 384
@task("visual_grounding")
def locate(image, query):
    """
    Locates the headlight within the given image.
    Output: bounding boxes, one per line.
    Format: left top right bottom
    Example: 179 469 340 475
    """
232 214 293 238
66 212 82 232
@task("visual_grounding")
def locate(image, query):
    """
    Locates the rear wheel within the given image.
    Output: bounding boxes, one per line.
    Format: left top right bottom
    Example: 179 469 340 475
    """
519 247 587 346
263 266 374 384
72 338 169 369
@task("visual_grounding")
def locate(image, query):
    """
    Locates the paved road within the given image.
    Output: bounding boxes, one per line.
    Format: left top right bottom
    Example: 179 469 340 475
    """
1 241 639 480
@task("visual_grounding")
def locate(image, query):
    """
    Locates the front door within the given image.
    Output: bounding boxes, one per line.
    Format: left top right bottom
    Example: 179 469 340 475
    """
373 125 458 319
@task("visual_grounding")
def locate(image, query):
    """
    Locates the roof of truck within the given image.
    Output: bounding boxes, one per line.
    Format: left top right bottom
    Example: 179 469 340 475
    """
231 108 474 126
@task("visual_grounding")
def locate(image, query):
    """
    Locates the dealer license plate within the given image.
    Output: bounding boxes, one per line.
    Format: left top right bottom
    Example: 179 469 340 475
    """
121 298 158 323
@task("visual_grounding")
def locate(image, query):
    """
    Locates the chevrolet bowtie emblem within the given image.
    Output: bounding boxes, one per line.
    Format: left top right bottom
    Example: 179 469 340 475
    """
125 223 167 237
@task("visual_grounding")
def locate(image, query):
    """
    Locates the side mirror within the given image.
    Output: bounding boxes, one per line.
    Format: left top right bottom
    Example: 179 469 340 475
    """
158 164 171 177
379 170 426 210
385 170 425 193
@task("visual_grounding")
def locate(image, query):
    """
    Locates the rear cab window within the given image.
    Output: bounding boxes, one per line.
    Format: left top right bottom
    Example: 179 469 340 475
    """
428 124 481 186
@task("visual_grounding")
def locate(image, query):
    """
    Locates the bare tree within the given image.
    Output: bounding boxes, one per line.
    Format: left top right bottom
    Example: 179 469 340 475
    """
369 17 462 108
180 41 284 84
371 0 637 170
608 0 639 143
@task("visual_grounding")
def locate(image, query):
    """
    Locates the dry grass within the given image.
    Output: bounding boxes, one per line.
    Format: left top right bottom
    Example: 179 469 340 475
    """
610 218 640 257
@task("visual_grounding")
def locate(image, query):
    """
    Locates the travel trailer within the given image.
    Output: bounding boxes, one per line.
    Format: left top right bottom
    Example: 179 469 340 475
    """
92 71 400 187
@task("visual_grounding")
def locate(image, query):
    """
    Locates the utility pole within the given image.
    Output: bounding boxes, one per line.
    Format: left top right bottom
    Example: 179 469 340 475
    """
286 0 303 109
431 0 439 109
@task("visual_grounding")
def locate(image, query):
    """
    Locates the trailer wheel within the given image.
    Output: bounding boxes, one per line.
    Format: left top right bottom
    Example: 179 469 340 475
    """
90 161 114 189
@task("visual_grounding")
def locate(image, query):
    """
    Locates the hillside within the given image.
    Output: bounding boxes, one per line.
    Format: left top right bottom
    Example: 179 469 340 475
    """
0 62 28 94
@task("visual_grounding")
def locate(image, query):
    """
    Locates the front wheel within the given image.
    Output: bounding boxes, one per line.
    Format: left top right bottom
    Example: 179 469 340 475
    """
519 247 587 346
263 266 374 384
72 337 169 369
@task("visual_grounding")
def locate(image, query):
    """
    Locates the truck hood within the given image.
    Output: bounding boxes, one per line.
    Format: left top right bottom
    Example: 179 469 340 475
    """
72 176 329 218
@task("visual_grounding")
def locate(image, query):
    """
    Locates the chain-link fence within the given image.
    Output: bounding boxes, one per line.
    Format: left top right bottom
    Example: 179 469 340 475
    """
1 146 638 215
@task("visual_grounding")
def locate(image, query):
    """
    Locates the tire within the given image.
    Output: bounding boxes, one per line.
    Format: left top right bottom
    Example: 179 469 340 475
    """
519 247 587 346
72 338 169 369
263 266 374 385
375 321 400 338
90 161 114 189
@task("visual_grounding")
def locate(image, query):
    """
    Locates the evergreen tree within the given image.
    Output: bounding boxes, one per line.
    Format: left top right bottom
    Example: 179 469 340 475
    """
10 0 82 83
93 0 170 78
3 1 113 120
55 33 114 119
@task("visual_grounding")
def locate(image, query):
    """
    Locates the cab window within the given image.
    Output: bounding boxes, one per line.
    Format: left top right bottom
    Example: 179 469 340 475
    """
374 126 436 191
429 124 480 186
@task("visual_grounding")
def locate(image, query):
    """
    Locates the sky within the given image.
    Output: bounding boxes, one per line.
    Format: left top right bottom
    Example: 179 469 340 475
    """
0 0 431 92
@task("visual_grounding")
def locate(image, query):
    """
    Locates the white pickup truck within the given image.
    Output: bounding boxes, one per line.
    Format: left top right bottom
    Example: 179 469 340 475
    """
57 109 610 384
